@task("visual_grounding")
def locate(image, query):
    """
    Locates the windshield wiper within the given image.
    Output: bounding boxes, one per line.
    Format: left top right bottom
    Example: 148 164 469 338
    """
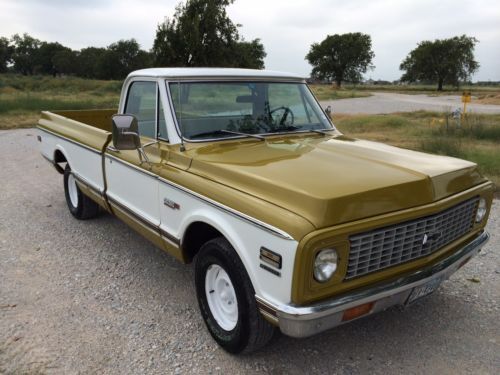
220 129 265 140
189 129 265 141
310 128 336 136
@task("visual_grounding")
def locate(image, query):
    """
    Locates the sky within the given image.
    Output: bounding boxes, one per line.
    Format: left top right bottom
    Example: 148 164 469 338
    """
1 0 499 81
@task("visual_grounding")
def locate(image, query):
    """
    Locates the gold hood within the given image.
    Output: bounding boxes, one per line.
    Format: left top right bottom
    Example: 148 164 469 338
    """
186 134 485 229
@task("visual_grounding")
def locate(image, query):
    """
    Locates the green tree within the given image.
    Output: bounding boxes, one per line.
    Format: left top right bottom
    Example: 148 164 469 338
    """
75 47 107 78
96 39 153 80
52 49 78 76
11 33 41 75
400 35 479 91
0 37 14 73
234 39 266 69
35 42 72 76
306 33 374 87
153 0 266 69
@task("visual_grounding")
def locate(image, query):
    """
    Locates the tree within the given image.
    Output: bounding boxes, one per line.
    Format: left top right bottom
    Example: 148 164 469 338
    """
152 0 266 69
75 47 107 78
95 39 153 80
35 42 72 76
233 39 266 69
0 37 14 73
306 33 374 87
11 33 41 75
52 49 78 76
400 35 479 91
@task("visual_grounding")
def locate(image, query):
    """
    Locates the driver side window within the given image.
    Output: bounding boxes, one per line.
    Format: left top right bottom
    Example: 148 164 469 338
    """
125 81 157 138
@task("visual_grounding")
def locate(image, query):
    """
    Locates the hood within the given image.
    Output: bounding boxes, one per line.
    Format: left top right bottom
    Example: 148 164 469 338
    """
187 134 485 229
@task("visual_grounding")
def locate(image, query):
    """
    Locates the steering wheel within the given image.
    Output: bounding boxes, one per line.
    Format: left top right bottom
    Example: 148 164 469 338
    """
269 106 294 127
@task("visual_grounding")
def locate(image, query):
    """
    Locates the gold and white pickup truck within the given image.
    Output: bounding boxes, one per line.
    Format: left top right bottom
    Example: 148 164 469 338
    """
38 68 494 353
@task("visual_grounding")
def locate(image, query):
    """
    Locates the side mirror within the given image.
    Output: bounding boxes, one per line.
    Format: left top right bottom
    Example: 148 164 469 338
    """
112 114 141 150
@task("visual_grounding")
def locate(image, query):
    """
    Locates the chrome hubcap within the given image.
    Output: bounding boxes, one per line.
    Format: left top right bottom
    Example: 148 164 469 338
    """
205 264 238 331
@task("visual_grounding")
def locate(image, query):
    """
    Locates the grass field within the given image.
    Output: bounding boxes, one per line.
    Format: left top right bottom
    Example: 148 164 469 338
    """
0 74 121 129
334 111 500 188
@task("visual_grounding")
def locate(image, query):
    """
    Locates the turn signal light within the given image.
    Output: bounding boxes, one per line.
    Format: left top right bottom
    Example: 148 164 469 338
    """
342 302 374 322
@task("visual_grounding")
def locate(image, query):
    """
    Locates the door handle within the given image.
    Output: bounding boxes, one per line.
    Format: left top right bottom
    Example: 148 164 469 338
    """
107 146 120 153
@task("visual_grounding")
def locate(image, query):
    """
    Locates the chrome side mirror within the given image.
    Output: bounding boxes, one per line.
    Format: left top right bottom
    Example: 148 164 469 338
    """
112 114 141 150
324 105 332 119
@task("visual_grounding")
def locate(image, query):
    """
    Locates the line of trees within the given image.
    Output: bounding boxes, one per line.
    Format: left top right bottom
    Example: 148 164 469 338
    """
0 0 480 91
306 33 479 91
0 34 154 79
0 0 266 80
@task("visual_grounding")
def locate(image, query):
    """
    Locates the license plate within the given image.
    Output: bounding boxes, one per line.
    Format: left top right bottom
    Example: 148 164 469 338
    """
406 277 443 305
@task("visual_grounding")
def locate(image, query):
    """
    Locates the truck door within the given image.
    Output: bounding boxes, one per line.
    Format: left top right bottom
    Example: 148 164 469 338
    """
104 80 166 249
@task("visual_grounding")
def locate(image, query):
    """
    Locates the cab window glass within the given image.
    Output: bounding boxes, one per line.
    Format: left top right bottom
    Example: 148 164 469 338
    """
125 81 156 138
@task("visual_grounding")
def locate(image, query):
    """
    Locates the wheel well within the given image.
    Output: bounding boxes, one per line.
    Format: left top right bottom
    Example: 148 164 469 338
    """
53 149 67 174
182 222 223 263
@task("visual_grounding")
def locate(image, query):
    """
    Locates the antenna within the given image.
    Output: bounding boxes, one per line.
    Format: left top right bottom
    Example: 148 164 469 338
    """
178 82 186 152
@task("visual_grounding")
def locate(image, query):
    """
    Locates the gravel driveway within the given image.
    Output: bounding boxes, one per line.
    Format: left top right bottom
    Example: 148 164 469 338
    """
321 92 500 114
1 128 499 374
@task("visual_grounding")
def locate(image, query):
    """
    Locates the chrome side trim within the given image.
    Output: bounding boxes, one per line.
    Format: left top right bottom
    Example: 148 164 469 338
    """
37 126 102 155
104 152 294 240
107 195 159 231
257 231 489 338
105 153 157 178
107 195 181 247
160 228 182 247
72 171 103 196
158 176 294 240
41 153 55 164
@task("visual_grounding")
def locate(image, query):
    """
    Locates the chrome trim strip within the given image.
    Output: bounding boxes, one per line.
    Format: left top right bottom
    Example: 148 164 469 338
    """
160 228 181 247
107 195 159 231
104 153 157 178
258 231 489 337
37 126 102 154
41 153 55 164
157 176 294 240
72 172 103 196
108 195 181 248
104 152 294 240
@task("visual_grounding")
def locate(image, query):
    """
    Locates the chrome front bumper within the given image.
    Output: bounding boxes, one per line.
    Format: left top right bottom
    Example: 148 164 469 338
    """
257 231 490 338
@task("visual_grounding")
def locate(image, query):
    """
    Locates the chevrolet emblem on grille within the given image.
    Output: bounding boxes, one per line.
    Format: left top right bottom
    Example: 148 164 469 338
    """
422 231 442 245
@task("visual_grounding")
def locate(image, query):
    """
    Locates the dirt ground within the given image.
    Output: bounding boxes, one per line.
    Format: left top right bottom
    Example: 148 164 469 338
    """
1 128 499 374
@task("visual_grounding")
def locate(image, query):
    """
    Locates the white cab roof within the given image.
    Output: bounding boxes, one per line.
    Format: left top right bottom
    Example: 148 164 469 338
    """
128 68 304 80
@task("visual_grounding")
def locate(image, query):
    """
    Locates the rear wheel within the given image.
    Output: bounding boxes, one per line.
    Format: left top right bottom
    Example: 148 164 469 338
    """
64 164 100 220
194 237 275 354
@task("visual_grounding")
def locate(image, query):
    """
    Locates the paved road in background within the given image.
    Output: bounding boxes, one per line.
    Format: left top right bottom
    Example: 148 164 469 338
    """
1 128 499 374
321 92 500 114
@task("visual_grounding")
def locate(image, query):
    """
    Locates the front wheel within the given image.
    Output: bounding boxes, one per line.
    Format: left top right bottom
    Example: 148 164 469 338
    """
194 237 275 354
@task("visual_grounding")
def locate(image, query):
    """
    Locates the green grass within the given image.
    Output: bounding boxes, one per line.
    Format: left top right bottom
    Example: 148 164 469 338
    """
0 74 120 129
309 84 372 100
335 111 500 189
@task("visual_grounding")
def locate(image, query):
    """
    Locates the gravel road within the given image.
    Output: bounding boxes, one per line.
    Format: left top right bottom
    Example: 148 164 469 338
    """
321 92 500 114
1 128 499 374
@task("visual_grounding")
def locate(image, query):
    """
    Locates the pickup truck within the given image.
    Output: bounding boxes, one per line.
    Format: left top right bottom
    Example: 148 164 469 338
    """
38 68 494 354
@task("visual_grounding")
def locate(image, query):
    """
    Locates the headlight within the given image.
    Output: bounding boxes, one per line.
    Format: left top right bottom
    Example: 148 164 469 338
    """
476 198 487 222
314 248 338 283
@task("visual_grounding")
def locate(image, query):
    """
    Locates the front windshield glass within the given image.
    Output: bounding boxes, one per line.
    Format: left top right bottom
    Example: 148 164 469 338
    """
168 81 333 140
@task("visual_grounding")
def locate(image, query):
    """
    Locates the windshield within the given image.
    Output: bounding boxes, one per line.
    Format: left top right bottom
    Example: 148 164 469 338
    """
168 81 333 140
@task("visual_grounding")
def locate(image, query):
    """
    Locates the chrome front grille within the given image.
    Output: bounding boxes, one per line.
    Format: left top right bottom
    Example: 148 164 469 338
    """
346 197 479 279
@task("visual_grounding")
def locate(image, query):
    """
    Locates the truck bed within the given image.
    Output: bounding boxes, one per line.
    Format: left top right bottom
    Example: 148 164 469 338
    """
38 109 115 152
37 109 116 210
